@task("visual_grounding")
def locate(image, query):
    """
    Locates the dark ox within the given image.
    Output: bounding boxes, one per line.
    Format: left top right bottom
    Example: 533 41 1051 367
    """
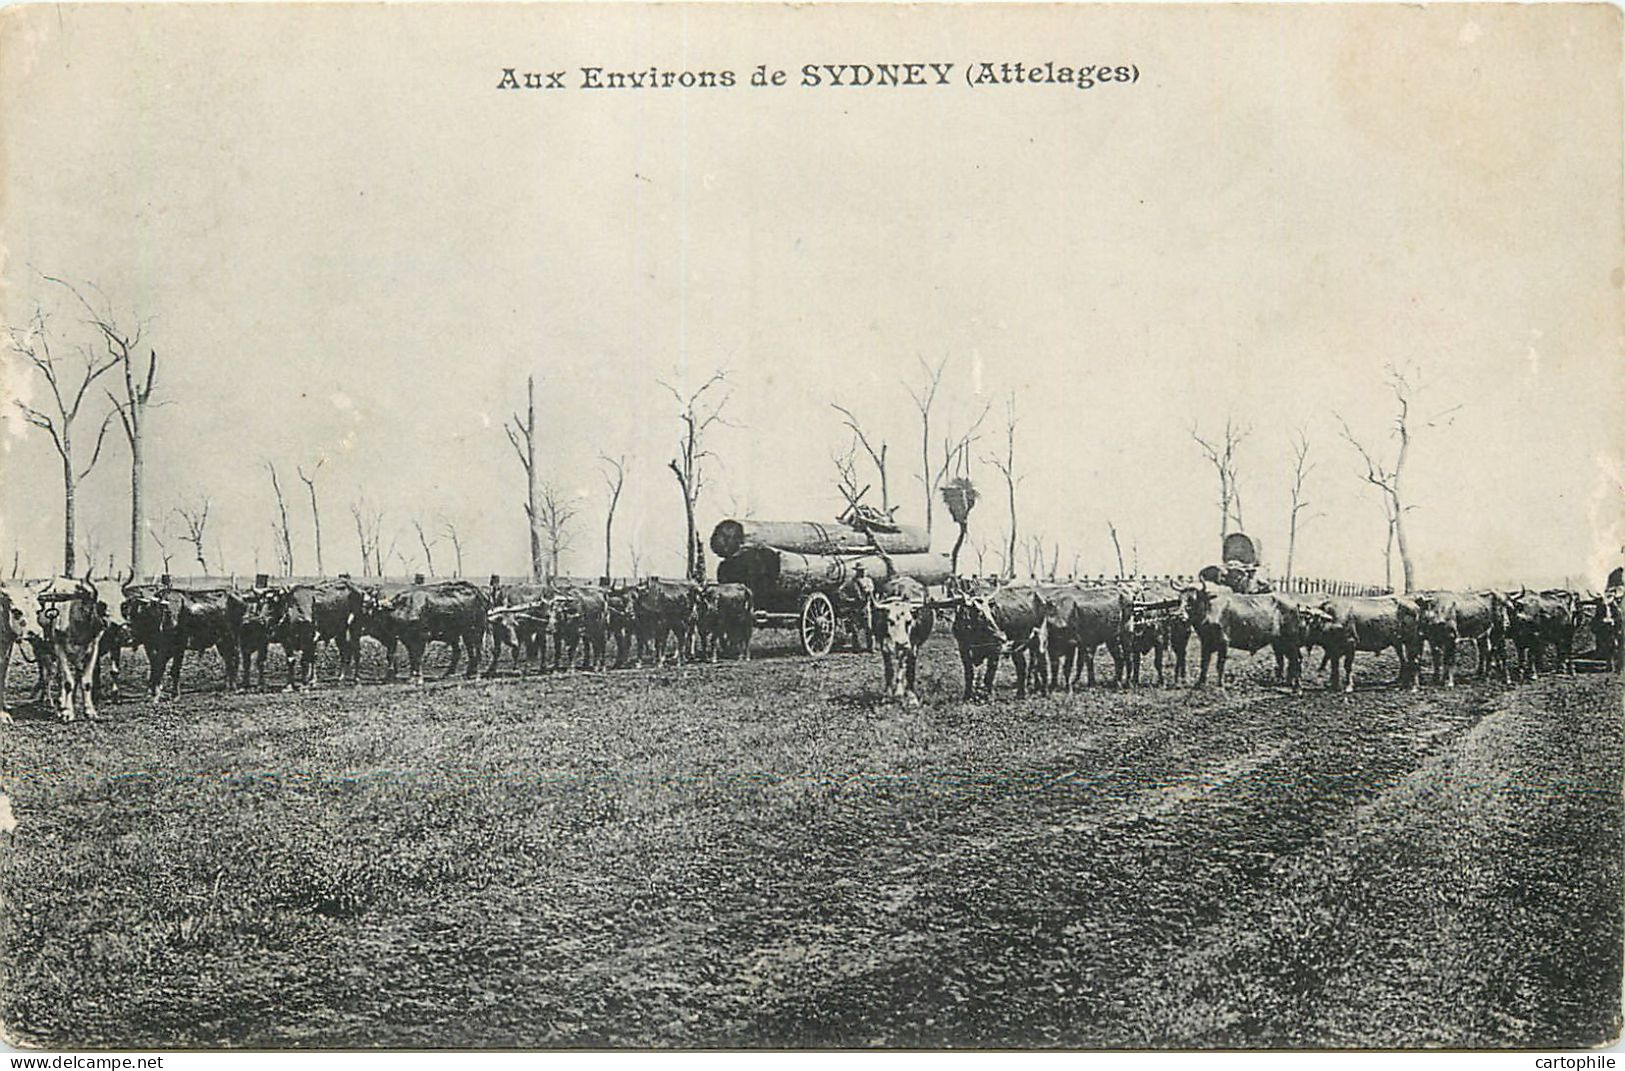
1303 595 1421 692
486 582 554 675
1588 590 1624 672
123 587 246 700
360 580 488 685
1125 582 1190 686
1179 582 1306 689
634 578 702 666
1412 590 1509 687
236 587 287 691
1505 588 1576 681
952 585 1048 699
873 576 932 706
1038 583 1132 691
37 579 109 722
606 586 639 668
697 582 755 662
0 584 45 721
549 585 609 672
278 580 366 687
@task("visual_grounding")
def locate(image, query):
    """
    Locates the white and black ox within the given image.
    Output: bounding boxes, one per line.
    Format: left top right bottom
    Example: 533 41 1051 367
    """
0 582 46 722
871 576 933 706
35 577 111 721
951 585 1049 700
1504 587 1578 681
1175 580 1307 690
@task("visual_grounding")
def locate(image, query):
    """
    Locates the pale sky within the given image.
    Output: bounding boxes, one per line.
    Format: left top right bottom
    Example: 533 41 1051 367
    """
1 4 1620 589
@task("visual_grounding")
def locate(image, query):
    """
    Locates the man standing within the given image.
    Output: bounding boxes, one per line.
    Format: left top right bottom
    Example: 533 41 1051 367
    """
841 562 878 652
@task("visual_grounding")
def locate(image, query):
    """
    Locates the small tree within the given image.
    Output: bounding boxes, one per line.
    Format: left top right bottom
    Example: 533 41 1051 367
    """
265 462 295 575
1283 427 1319 586
984 392 1022 578
1192 416 1251 542
538 483 578 579
831 402 890 512
412 517 438 577
438 517 464 577
351 500 384 578
1107 520 1126 577
7 307 119 575
174 498 212 576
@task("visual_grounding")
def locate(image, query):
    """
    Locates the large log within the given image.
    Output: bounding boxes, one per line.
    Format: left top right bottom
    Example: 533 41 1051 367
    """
709 518 931 559
717 545 951 613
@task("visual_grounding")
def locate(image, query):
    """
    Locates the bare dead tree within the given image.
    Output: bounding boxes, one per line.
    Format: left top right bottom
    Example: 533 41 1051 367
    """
79 527 104 579
437 517 464 577
832 437 866 510
972 537 989 575
904 356 949 533
661 370 733 582
149 527 175 574
600 454 626 580
173 498 212 576
297 458 326 575
47 275 161 577
265 462 295 575
1107 520 1127 577
504 375 545 581
538 483 578 579
350 500 384 578
1192 416 1251 543
831 402 890 513
10 549 20 579
983 392 1022 578
410 517 439 577
1335 364 1457 594
627 540 643 581
1049 541 1060 579
7 307 119 574
1284 427 1320 586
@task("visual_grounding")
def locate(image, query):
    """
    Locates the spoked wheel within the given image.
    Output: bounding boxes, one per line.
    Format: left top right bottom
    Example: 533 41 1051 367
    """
799 591 836 657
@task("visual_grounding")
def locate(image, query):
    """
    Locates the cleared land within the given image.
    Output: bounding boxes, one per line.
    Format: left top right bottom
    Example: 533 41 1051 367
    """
1 638 1620 1048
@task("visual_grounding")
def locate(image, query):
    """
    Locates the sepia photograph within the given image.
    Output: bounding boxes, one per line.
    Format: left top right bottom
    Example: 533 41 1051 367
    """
0 1 1620 1051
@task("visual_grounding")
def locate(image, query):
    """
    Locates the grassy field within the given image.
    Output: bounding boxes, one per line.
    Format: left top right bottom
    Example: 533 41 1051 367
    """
1 635 1620 1049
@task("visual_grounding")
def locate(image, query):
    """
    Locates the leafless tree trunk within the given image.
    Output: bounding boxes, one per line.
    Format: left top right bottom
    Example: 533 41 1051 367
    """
984 392 1021 578
411 517 438 577
438 518 464 577
150 528 175 574
6 307 119 575
504 375 545 580
1284 427 1318 586
661 371 733 582
1107 520 1126 577
538 483 578 579
1336 365 1457 594
47 276 159 578
831 403 889 512
174 498 212 576
351 501 384 578
1192 416 1251 542
627 540 642 581
904 356 949 533
297 459 326 575
601 454 625 579
10 550 20 579
266 462 295 575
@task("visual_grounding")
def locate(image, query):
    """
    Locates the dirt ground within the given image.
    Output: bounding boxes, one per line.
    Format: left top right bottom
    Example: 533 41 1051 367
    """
1 635 1619 1049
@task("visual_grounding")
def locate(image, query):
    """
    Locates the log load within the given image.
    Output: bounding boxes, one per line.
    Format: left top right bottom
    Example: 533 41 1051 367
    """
717 545 952 613
709 518 931 559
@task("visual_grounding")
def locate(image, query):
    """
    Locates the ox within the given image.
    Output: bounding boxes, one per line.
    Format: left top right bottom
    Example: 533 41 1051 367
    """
1303 595 1421 692
277 580 366 687
1179 582 1306 689
1505 588 1576 681
549 585 609 672
1125 582 1190 686
698 582 755 662
361 580 488 685
236 586 287 691
123 587 247 700
1589 590 1624 672
1412 590 1509 687
486 582 554 675
952 585 1048 700
634 578 701 666
0 584 45 721
873 576 932 706
606 586 639 668
1038 583 1131 691
37 578 109 722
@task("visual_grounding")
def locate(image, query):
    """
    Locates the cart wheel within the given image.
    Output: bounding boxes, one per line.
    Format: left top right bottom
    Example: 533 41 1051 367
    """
800 591 836 657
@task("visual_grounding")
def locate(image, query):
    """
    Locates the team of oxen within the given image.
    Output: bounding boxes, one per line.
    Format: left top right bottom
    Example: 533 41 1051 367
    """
0 569 1619 722
0 574 759 722
872 577 1624 706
